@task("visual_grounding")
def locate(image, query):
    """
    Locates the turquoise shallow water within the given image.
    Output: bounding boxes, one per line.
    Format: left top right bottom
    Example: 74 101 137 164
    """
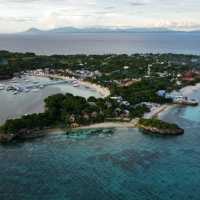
1 117 200 199
1 93 200 199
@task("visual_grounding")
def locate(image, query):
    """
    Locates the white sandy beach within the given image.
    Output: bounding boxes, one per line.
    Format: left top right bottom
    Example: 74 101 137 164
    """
37 74 111 98
77 120 138 129
145 83 200 119
40 120 139 135
144 104 174 119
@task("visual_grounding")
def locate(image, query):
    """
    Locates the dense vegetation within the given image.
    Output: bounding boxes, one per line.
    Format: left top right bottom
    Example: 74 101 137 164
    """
1 51 199 105
0 51 198 138
139 118 180 130
1 113 52 134
111 78 173 105
0 51 199 79
0 93 149 135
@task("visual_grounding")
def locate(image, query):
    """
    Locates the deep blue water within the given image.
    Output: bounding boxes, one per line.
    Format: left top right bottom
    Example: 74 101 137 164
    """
1 93 200 199
0 32 200 55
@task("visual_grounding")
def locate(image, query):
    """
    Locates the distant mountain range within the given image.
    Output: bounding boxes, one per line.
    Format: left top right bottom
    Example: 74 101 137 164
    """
20 27 200 34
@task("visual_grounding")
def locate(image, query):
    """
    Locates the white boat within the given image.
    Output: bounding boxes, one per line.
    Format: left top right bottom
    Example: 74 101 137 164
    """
7 86 15 91
72 80 79 84
24 88 30 93
10 80 17 83
13 91 19 95
0 84 5 90
32 89 40 92
73 83 80 87
39 84 45 89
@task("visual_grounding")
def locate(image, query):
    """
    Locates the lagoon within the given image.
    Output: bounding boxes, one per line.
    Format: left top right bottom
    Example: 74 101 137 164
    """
0 76 101 125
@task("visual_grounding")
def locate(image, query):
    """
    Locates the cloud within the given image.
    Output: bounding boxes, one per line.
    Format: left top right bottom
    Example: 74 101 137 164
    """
128 0 149 6
0 0 200 32
0 16 33 23
154 20 200 30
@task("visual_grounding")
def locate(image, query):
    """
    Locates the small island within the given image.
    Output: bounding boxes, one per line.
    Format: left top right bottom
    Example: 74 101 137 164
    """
138 118 184 136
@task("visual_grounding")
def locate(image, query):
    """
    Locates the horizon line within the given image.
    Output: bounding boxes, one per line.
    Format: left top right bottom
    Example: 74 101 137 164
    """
0 26 200 34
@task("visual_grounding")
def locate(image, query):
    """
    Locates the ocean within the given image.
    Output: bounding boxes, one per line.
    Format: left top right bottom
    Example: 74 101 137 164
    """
0 87 200 199
0 32 200 55
1 33 200 199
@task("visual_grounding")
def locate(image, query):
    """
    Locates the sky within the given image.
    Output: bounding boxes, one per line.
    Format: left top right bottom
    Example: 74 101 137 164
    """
0 0 200 33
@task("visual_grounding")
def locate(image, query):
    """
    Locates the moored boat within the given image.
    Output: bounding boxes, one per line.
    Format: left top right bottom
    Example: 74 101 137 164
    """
0 84 5 90
72 83 80 87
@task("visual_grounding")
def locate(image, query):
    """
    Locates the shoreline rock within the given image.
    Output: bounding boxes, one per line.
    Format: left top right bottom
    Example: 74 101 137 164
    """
138 118 184 136
139 125 184 136
0 133 15 143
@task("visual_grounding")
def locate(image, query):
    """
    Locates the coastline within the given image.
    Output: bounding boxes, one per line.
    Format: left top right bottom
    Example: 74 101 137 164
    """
40 120 139 135
45 75 199 120
179 83 200 96
33 74 111 98
143 104 172 119
0 75 108 126
76 120 139 130
78 80 110 98
30 74 200 122
1 73 200 142
144 82 200 119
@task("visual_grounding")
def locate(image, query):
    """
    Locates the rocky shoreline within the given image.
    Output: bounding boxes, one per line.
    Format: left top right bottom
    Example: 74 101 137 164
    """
139 125 184 136
0 133 15 143
0 129 48 143
138 118 184 136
